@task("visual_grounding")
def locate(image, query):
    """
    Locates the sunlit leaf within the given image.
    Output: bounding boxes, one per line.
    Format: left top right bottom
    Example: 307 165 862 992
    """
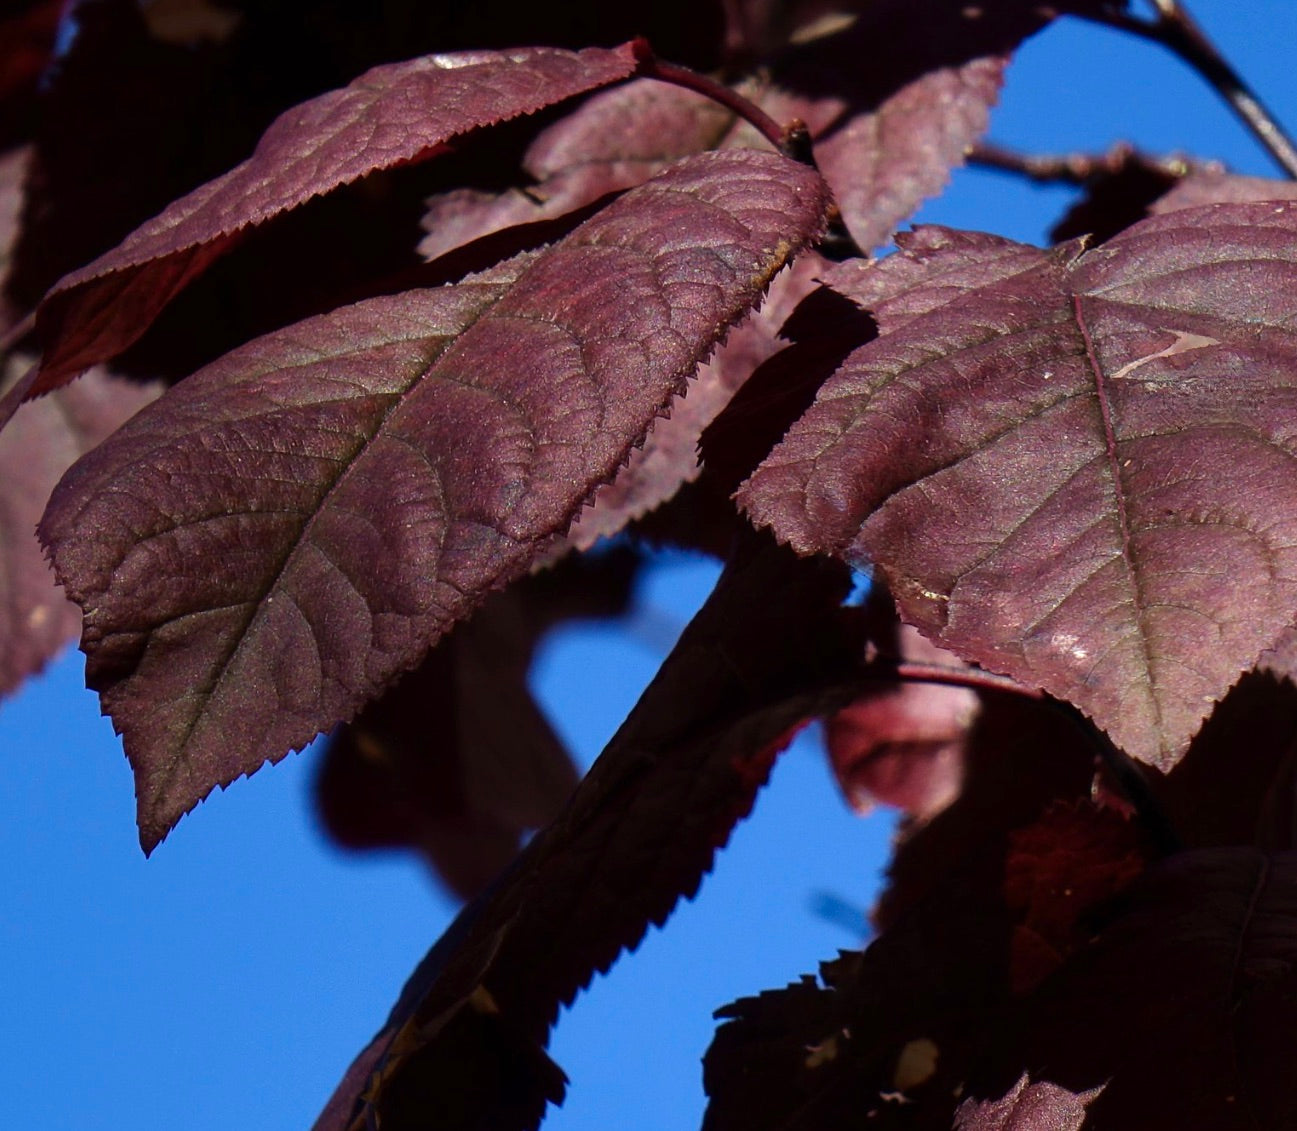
743 209 1297 767
28 42 644 395
40 149 829 851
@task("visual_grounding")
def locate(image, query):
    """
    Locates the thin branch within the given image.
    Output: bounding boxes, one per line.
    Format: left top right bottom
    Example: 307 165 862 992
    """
968 140 1200 186
859 654 1045 700
1076 0 1297 179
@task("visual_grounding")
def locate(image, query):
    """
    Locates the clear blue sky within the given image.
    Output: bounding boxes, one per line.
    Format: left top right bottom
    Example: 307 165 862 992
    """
2 4 1293 1128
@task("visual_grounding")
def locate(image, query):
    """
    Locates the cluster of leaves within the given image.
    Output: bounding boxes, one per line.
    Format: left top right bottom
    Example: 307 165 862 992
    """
4 0 1297 1127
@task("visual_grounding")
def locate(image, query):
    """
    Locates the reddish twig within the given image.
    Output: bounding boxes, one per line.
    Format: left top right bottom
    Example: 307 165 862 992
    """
635 49 809 162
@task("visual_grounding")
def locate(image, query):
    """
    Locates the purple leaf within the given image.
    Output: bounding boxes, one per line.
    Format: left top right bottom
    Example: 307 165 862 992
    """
0 367 157 696
742 207 1297 768
419 77 731 262
1152 170 1297 213
39 148 830 852
753 0 1017 252
566 251 828 550
28 42 644 396
955 1075 1102 1131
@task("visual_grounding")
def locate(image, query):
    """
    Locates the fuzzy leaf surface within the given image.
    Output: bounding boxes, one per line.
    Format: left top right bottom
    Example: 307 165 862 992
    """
40 149 829 851
742 208 1297 767
29 42 643 394
954 1075 1102 1131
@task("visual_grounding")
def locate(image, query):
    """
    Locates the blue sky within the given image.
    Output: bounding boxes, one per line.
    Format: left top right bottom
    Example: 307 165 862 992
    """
2 3 1294 1128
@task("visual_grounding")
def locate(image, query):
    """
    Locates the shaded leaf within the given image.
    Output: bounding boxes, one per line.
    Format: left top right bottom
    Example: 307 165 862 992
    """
702 692 1108 1131
39 149 830 852
0 145 161 696
984 849 1297 1129
1003 800 1148 993
954 1075 1102 1131
700 281 879 497
1154 669 1297 852
0 0 58 150
742 209 1297 768
751 0 1018 252
29 42 645 395
418 0 1064 272
315 536 861 1131
8 0 229 314
418 77 732 262
316 548 637 898
0 366 157 696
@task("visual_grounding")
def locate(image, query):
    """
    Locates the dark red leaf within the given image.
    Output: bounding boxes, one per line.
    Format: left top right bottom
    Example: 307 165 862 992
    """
1003 801 1147 993
742 208 1297 768
316 549 636 898
418 77 732 262
1154 669 1297 852
825 620 978 821
566 251 828 550
0 367 157 696
702 693 1105 1131
29 42 645 396
39 149 829 852
954 1075 1102 1131
315 536 861 1131
988 849 1297 1129
1151 170 1297 213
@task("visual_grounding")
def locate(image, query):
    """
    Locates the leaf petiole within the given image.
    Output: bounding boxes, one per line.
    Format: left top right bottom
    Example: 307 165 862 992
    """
634 51 810 162
857 654 1182 855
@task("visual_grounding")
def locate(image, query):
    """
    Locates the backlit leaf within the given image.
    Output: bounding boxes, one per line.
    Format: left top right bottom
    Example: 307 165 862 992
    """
954 1075 1102 1131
